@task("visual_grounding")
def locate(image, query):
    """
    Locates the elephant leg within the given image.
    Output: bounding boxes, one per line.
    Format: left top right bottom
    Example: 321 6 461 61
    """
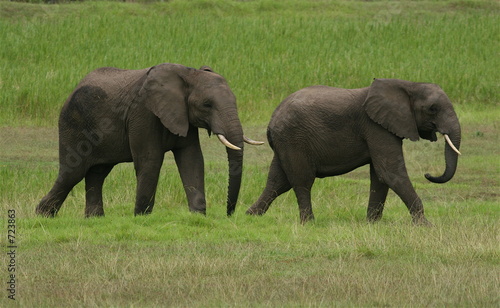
367 164 389 222
293 184 315 224
36 166 86 217
246 155 292 215
279 152 316 224
84 164 114 217
133 156 164 215
373 157 430 225
173 143 206 215
394 185 430 225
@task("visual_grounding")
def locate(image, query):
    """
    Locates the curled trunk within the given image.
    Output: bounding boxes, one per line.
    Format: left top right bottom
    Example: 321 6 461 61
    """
425 130 461 183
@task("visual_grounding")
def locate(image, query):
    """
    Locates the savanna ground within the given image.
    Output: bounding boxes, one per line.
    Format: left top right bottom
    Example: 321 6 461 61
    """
0 0 499 307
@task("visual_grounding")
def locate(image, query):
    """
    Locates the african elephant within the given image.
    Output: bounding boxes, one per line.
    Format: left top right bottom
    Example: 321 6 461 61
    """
36 63 262 218
246 78 461 225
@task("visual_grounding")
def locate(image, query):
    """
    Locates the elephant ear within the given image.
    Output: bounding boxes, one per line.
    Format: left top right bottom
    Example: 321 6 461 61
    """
363 78 420 141
139 64 189 137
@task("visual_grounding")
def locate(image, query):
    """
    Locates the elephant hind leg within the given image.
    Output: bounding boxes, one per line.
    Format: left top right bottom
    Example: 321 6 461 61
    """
246 155 292 216
84 164 114 217
279 152 316 224
36 165 86 217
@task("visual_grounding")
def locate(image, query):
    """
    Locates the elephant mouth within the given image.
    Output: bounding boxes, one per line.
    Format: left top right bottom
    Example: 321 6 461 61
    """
197 120 213 136
419 129 437 142
419 123 438 141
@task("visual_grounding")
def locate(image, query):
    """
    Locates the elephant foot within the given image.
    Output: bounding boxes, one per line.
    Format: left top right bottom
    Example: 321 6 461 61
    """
367 217 381 223
189 208 206 216
299 213 315 225
367 212 383 223
85 209 105 218
35 202 58 218
134 203 154 216
134 208 153 216
412 216 433 227
35 208 57 218
245 205 266 216
367 208 384 222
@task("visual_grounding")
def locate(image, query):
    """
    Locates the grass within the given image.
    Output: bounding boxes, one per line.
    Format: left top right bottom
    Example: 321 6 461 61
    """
1 0 499 307
0 0 498 125
1 119 499 306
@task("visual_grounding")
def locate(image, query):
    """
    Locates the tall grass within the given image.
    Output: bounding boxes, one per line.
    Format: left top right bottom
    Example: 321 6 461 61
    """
0 0 498 126
1 123 499 306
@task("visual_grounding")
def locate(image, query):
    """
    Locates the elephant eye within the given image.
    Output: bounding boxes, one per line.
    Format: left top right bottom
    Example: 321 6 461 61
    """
203 101 212 109
428 104 439 114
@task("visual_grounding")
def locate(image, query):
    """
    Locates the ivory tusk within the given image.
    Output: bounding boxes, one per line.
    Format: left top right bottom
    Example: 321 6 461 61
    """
217 134 241 151
444 134 461 155
244 136 265 145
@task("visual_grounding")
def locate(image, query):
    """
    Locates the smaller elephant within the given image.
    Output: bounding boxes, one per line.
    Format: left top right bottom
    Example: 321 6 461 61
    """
36 63 263 218
247 79 461 224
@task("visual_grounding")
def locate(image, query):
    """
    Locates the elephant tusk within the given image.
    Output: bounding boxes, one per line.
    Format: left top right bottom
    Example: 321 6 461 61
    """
444 134 461 155
217 134 241 151
244 136 264 145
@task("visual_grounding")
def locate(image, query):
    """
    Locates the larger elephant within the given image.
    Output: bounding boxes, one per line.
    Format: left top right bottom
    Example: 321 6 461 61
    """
246 78 461 224
36 63 262 218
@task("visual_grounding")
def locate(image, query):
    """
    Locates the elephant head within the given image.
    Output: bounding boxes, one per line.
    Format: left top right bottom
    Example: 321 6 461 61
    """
138 63 262 215
364 78 461 183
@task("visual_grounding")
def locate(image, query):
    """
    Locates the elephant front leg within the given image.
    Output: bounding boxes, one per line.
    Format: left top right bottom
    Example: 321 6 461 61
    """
391 177 431 225
133 157 164 215
367 164 389 222
401 194 431 226
373 159 431 226
173 144 206 215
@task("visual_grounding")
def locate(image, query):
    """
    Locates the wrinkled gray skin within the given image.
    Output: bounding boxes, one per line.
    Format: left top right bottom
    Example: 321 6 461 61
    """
37 63 248 217
247 79 461 225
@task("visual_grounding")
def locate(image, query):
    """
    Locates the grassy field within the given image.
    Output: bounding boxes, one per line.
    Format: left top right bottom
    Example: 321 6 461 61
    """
0 0 499 125
1 0 499 307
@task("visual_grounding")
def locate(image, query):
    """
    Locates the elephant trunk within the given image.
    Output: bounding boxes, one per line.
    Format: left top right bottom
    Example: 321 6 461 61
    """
222 115 244 216
226 145 243 216
425 128 461 184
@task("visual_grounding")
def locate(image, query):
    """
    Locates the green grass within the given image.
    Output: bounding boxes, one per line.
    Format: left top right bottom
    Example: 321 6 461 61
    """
1 119 499 306
0 0 498 125
1 1 499 307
